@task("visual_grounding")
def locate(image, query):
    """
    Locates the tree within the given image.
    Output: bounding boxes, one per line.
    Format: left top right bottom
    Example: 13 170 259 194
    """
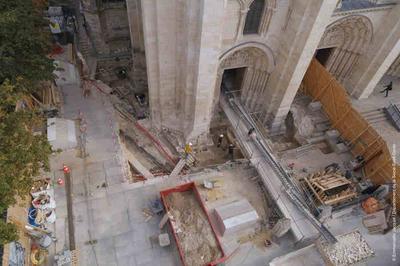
0 220 18 245
0 0 54 92
0 0 54 244
0 92 52 211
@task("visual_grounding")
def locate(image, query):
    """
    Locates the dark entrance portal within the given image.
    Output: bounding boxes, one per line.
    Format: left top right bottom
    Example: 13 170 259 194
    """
315 48 334 66
221 67 247 95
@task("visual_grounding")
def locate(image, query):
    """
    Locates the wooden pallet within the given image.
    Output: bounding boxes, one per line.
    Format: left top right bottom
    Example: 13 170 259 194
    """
301 170 357 206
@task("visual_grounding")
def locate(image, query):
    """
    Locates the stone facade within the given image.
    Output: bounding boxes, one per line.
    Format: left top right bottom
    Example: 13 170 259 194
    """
117 0 400 141
80 0 131 55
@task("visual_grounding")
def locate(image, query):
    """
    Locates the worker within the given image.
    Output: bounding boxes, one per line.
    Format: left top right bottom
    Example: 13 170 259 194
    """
248 127 255 136
380 81 393 97
217 134 224 147
83 80 91 98
248 127 256 140
184 142 193 159
228 143 234 161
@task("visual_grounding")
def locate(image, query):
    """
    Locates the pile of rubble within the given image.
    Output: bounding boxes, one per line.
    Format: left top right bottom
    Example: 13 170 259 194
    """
317 231 374 265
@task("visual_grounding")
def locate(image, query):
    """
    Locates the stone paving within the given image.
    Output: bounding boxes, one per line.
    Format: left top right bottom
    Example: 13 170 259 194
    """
51 60 180 266
50 57 399 266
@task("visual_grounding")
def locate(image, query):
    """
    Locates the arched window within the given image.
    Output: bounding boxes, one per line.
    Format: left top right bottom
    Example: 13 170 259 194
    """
243 0 265 35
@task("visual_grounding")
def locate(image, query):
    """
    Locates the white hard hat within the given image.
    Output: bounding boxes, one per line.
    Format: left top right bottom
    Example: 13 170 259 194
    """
219 134 224 137
188 142 193 146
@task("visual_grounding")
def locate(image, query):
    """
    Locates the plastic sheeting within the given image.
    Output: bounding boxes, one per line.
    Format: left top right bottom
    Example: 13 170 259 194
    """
8 242 24 266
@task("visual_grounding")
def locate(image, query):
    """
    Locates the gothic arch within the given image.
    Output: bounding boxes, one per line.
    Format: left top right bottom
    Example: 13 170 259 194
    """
318 15 373 81
214 44 275 112
235 0 276 39
219 41 275 71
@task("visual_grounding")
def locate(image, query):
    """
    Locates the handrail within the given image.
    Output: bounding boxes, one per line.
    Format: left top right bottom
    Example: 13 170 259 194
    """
222 94 337 243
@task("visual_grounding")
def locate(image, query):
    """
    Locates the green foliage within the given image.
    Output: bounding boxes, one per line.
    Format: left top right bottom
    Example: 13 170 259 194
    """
0 107 52 211
0 220 18 245
0 0 54 244
0 0 54 92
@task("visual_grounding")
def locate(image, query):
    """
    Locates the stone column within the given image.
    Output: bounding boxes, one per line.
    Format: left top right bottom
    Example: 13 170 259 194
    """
235 8 249 41
126 0 147 90
184 0 225 142
141 0 224 142
259 1 276 36
141 0 162 127
347 4 400 99
262 0 337 134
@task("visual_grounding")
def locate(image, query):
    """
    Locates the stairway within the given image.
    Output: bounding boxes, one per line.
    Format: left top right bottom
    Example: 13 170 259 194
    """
360 108 387 124
169 158 187 177
75 11 93 57
79 36 91 57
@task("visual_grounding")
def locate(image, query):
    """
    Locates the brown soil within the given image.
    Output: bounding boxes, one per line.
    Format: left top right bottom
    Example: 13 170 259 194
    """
165 191 222 266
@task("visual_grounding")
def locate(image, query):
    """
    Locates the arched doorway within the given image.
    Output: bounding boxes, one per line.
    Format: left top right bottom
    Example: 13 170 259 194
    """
214 45 274 113
316 15 373 82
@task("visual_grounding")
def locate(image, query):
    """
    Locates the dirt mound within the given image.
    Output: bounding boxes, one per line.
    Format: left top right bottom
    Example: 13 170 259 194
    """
166 191 222 266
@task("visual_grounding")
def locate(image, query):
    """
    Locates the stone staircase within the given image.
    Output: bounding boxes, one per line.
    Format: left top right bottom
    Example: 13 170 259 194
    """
79 35 91 57
360 108 387 124
354 97 400 126
75 11 93 58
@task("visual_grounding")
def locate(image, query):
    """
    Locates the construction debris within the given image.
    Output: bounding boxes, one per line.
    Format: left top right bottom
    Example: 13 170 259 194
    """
316 231 374 266
54 250 72 266
162 183 224 266
237 229 271 250
158 233 171 247
362 210 388 234
271 218 291 238
142 208 154 222
158 212 171 229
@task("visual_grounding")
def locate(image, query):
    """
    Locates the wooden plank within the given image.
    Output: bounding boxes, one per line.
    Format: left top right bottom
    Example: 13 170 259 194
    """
315 77 334 102
330 107 352 129
324 192 357 205
349 125 369 145
360 136 381 157
121 145 154 179
303 178 324 204
366 155 391 178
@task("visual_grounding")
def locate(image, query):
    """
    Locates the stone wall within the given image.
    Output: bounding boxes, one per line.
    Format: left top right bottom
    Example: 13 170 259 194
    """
81 0 130 55
346 3 400 98
128 0 400 141
83 11 110 55
261 0 338 134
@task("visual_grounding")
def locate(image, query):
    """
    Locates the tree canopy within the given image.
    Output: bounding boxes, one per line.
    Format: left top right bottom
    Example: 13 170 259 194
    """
0 0 54 244
0 0 54 91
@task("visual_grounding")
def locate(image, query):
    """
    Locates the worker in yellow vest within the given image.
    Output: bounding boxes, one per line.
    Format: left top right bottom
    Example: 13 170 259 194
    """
184 142 193 159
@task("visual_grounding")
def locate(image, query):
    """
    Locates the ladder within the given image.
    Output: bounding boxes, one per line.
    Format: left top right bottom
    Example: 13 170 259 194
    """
169 158 187 177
